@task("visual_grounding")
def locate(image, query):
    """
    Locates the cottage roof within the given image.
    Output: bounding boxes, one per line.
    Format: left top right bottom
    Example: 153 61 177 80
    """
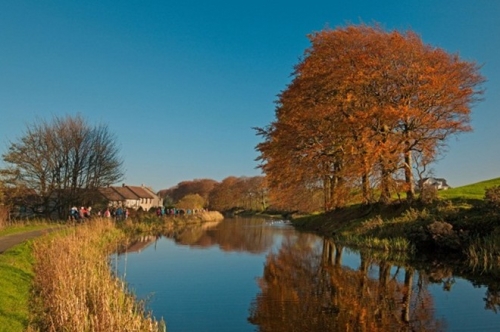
98 187 125 201
99 185 158 201
126 186 156 199
114 186 141 200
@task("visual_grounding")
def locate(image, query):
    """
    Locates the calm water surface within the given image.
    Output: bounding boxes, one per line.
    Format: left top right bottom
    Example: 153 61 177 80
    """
113 217 500 331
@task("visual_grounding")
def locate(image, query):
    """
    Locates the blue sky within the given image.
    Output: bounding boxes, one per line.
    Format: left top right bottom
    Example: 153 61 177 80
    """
1 0 499 191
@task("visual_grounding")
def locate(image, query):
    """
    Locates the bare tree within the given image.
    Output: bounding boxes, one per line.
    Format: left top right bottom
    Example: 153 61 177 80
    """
1 114 124 219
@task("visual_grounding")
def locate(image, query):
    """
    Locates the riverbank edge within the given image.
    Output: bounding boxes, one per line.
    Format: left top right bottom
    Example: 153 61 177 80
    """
289 198 500 268
0 212 224 331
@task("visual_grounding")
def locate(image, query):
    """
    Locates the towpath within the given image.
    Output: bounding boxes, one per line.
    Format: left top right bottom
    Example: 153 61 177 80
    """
0 227 65 254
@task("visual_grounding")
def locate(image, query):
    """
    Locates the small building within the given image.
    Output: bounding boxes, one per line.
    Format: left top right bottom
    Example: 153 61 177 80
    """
419 177 451 191
98 184 163 211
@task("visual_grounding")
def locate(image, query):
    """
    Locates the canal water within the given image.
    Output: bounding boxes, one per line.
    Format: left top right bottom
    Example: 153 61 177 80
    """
113 217 500 331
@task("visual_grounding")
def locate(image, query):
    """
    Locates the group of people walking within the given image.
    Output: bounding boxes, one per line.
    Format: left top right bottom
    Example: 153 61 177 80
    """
69 206 129 221
106 206 130 220
69 205 205 222
69 206 92 221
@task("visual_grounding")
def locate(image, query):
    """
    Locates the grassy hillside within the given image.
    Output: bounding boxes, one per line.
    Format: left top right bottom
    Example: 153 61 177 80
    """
438 177 500 200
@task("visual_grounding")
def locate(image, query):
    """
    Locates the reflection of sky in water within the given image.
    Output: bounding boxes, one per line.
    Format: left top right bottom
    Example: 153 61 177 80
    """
112 219 500 332
114 235 268 331
430 278 498 331
339 248 362 270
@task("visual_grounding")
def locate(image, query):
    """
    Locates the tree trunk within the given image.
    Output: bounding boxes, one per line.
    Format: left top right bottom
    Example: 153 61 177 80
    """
379 161 391 204
362 173 370 204
404 148 415 201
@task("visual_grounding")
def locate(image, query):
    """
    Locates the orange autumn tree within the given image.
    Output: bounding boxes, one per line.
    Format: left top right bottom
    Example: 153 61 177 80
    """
208 176 268 212
256 24 484 211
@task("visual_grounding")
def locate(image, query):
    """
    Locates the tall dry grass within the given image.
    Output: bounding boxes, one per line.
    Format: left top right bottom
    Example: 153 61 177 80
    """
29 219 165 332
465 235 500 270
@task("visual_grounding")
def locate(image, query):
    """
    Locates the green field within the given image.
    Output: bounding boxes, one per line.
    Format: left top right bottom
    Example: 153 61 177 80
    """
438 177 500 200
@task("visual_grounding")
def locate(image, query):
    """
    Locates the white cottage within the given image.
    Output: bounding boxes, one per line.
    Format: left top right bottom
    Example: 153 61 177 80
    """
99 184 163 211
419 177 451 191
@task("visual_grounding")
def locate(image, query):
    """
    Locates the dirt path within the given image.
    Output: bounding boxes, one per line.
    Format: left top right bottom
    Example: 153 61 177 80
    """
0 227 65 254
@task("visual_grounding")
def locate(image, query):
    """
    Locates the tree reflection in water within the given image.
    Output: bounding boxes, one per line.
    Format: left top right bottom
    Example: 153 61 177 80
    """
248 235 445 331
115 218 500 330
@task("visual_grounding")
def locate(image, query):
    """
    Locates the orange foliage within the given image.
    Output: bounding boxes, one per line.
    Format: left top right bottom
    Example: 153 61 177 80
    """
256 24 484 210
208 176 267 212
248 237 444 331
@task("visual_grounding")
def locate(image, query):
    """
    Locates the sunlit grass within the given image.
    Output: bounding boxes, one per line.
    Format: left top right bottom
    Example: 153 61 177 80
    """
0 218 60 236
439 177 500 200
0 221 56 237
0 242 34 332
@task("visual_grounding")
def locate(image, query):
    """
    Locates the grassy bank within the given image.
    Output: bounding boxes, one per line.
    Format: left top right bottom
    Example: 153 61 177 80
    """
0 212 224 331
292 178 500 268
0 221 55 237
29 219 165 332
0 242 34 331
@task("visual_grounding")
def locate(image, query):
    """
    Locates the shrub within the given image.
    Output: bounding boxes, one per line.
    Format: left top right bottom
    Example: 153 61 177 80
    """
485 185 500 211
419 185 439 204
427 221 460 250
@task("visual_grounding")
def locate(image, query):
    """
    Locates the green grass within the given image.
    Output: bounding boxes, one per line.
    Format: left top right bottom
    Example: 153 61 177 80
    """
438 177 500 200
0 223 53 237
0 242 34 332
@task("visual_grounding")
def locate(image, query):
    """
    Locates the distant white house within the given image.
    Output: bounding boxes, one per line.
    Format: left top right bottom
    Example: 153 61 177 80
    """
419 177 451 191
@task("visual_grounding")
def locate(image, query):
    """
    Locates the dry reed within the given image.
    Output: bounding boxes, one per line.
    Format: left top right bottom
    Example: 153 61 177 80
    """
29 219 165 332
